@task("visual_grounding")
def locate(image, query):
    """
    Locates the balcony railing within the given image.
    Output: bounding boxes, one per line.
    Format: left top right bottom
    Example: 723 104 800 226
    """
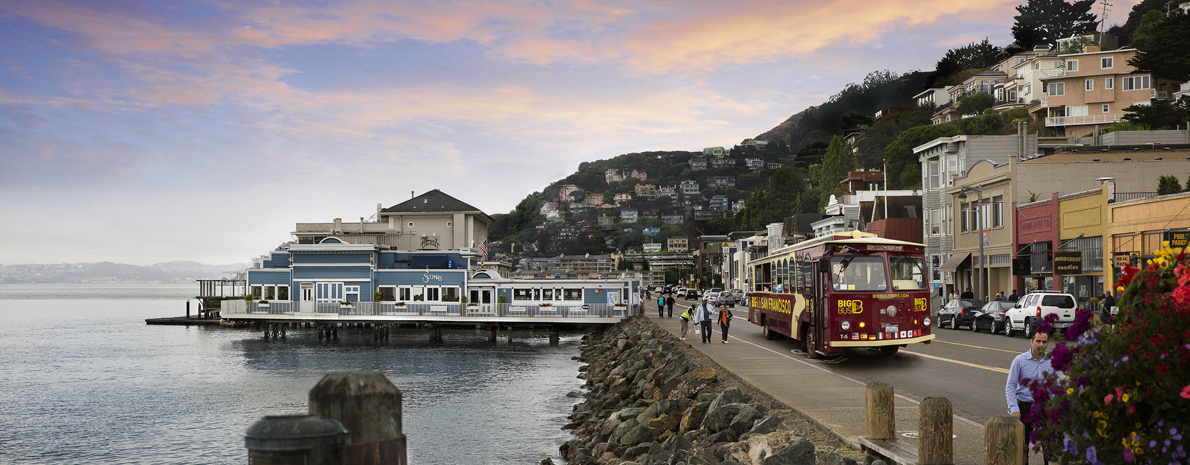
222 300 638 319
1046 113 1124 127
1112 192 1159 203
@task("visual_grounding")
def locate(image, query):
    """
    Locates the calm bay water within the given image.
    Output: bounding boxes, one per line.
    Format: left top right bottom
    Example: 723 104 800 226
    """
0 284 584 464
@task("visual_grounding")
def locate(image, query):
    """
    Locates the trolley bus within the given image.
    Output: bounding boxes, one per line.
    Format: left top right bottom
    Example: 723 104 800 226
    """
747 231 934 358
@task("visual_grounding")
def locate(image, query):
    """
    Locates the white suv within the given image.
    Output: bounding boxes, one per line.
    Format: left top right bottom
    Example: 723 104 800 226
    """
1005 291 1077 337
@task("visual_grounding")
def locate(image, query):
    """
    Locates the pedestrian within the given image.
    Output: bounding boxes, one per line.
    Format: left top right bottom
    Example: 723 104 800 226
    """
695 298 714 344
1102 292 1116 319
666 295 675 318
679 305 693 340
995 291 1005 301
961 288 974 299
1006 326 1054 465
718 303 733 343
657 295 665 318
1008 289 1019 302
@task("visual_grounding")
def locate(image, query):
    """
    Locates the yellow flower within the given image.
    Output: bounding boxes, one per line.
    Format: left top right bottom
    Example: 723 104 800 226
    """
1067 388 1075 395
1117 285 1125 293
1122 393 1130 402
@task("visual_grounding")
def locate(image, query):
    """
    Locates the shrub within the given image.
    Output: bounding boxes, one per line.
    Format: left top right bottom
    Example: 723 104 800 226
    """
1028 242 1190 464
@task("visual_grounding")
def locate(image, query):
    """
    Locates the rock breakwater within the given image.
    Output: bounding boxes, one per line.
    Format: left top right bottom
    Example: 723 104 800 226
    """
558 315 867 465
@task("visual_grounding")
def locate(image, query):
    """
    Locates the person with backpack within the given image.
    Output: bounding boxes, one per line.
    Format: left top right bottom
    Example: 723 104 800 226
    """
657 295 665 318
695 298 715 344
679 305 694 340
718 303 733 343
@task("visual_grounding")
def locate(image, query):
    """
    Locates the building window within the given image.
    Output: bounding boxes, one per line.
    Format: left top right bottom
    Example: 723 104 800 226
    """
930 209 940 236
1103 104 1110 113
1066 60 1078 71
993 196 1003 227
1105 78 1113 89
980 200 991 231
1101 57 1113 69
1122 76 1150 91
961 202 970 232
929 161 939 189
1048 82 1065 96
1085 79 1093 91
943 204 952 235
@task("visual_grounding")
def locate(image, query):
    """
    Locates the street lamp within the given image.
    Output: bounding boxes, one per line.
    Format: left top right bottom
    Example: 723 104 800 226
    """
956 186 987 302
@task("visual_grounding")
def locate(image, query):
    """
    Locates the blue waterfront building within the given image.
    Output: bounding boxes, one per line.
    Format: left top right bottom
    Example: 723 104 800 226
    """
236 190 640 320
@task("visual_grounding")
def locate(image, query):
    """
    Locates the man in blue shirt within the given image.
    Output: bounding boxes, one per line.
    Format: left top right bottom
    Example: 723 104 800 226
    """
1005 327 1053 464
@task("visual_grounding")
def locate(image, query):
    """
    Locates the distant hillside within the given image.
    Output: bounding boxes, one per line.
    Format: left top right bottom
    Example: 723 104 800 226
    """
0 261 246 284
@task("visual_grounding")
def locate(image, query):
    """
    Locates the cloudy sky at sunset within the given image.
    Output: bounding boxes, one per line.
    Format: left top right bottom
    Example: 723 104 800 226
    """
0 0 1135 265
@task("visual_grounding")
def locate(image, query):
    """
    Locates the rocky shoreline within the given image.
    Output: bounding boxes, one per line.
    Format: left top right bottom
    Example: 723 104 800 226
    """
555 315 870 465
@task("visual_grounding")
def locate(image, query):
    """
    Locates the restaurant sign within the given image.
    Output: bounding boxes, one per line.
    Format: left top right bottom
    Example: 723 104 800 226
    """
1054 251 1082 275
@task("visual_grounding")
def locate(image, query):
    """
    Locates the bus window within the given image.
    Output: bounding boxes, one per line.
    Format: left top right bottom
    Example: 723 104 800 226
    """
830 256 888 291
890 256 927 290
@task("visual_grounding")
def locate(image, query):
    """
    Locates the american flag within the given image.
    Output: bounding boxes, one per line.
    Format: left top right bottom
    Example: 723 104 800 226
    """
478 239 489 260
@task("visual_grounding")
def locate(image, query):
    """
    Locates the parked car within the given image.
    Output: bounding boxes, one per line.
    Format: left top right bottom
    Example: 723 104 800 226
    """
938 298 986 329
707 292 719 304
686 289 699 299
971 301 1016 334
1005 291 1076 337
676 288 688 298
717 291 736 307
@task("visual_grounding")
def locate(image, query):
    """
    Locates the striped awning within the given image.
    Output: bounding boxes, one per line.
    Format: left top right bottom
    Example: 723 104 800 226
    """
939 252 971 272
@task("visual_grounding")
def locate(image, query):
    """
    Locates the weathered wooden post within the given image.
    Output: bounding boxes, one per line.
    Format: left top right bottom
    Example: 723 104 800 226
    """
549 327 560 345
864 382 895 440
489 326 498 342
985 415 1024 465
918 397 952 464
308 371 407 465
186 300 190 319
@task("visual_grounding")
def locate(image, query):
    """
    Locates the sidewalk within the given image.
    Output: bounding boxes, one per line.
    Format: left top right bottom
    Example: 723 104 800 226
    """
643 303 1007 465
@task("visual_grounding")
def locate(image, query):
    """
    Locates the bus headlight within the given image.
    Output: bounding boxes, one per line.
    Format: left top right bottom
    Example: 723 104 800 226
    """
886 306 897 318
923 317 931 327
841 320 850 331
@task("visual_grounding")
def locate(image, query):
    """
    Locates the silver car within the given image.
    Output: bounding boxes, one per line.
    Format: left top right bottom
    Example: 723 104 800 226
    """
717 291 736 307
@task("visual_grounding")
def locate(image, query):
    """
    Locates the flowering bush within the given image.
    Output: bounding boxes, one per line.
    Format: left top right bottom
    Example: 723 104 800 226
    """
1028 242 1190 464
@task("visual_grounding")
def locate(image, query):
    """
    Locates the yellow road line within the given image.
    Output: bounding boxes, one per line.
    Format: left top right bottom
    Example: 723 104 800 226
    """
931 339 1021 354
902 350 1010 374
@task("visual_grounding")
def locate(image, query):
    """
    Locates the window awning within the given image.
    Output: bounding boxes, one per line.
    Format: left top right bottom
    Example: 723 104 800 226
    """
939 251 971 272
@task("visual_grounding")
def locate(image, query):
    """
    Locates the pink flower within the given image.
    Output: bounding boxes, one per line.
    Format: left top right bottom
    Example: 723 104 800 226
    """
1116 387 1123 398
1174 285 1190 305
1128 405 1136 414
1181 385 1190 399
1105 394 1115 404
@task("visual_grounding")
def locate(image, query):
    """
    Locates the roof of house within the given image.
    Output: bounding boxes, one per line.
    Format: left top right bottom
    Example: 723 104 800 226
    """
382 189 494 222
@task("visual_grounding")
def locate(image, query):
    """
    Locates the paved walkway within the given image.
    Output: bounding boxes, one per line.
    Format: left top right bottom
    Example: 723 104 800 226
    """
643 302 1040 465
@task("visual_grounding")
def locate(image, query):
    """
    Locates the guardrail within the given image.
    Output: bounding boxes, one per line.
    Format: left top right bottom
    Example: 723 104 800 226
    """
223 300 638 319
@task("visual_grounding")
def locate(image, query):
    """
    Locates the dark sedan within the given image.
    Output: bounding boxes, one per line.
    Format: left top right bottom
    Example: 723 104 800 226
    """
971 301 1015 334
938 298 986 329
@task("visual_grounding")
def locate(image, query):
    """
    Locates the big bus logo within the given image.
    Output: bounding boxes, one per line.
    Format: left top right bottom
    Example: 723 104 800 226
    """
914 298 927 313
838 300 863 314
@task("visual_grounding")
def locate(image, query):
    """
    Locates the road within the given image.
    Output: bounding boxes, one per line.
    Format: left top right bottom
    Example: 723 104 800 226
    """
648 294 1049 465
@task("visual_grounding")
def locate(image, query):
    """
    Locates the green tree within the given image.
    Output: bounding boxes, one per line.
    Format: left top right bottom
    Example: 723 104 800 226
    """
855 106 932 169
1128 12 1190 83
929 39 1008 87
1010 0 1098 49
815 136 857 211
956 93 996 116
1122 97 1190 129
1157 174 1183 195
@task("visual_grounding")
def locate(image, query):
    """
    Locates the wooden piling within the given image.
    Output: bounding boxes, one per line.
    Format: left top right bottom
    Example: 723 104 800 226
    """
549 327 559 345
984 416 1024 465
308 371 406 465
864 382 895 440
186 301 190 319
918 397 952 465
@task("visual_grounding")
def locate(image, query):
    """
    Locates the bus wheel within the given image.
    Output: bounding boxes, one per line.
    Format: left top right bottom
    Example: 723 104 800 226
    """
880 345 900 356
763 319 778 340
802 328 821 359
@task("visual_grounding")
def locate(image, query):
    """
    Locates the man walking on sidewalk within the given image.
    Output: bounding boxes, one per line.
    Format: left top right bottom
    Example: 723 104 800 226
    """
1006 326 1054 465
695 298 715 344
665 294 675 318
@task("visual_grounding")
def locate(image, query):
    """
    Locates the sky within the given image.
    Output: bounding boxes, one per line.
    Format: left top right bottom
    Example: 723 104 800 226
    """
0 0 1137 266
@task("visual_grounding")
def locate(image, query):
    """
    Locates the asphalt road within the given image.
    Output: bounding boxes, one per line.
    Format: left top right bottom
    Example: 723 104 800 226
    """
649 295 1050 465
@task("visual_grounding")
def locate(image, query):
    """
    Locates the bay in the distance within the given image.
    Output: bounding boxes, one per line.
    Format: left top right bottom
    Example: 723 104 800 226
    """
0 284 584 464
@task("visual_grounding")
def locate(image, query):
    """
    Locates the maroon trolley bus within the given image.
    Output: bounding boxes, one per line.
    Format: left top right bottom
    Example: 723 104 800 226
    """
747 231 934 358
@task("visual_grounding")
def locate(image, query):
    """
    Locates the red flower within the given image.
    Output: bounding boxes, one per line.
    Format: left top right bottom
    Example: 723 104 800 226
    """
1116 263 1140 289
1181 385 1190 399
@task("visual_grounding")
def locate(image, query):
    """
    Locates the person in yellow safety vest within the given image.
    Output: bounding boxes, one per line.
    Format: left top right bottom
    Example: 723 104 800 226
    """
679 306 694 340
